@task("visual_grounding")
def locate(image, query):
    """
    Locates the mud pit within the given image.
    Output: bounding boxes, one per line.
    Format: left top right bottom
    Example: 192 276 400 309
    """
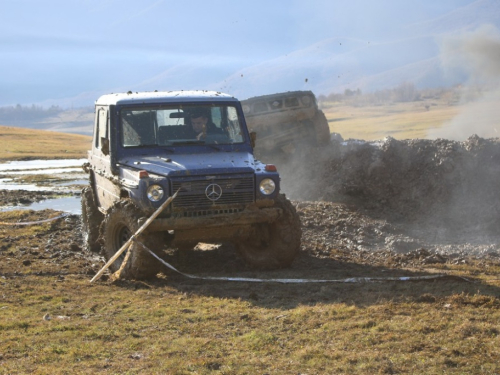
279 135 500 255
1 135 500 287
0 190 67 207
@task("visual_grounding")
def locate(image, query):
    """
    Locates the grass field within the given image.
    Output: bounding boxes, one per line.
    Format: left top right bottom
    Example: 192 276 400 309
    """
0 125 91 161
322 101 461 140
0 210 499 374
2 272 500 374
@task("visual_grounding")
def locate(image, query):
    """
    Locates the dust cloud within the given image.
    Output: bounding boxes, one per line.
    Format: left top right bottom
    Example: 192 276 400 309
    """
278 135 500 237
429 25 500 140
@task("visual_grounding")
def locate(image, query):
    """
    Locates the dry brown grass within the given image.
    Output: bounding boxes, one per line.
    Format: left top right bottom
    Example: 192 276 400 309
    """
322 100 461 141
1 271 499 374
1 211 500 374
0 125 91 161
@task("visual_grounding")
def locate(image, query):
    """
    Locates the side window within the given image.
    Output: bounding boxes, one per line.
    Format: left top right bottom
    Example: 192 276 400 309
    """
95 107 108 149
254 101 268 113
285 97 299 107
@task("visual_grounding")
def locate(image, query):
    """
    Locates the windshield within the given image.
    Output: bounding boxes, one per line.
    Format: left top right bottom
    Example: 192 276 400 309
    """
120 104 245 147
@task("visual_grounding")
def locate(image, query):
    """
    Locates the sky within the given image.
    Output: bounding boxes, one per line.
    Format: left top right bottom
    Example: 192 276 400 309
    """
0 0 476 107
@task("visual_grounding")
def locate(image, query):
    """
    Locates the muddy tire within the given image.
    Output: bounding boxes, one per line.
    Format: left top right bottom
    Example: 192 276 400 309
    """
237 194 301 269
100 200 162 280
81 187 104 253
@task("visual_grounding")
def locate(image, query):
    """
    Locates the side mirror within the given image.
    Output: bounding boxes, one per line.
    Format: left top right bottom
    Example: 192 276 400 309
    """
101 137 110 156
250 131 257 149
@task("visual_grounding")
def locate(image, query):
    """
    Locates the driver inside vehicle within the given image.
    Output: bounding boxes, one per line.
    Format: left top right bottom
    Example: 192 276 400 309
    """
187 109 222 140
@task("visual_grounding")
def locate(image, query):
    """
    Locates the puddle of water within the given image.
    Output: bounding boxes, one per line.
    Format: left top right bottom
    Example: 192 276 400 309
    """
0 159 88 192
4 168 84 175
1 196 82 215
1 159 88 213
0 159 87 172
0 183 54 191
56 179 88 187
0 178 87 192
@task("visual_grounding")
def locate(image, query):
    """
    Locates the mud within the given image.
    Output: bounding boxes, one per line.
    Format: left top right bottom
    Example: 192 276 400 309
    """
1 203 499 305
2 135 500 285
279 135 500 231
0 190 67 207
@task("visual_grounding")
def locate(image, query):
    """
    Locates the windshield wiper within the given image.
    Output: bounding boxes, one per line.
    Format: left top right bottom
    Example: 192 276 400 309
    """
171 140 205 145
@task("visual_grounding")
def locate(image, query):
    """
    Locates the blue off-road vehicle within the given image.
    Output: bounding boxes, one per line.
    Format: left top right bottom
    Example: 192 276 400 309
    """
81 91 301 279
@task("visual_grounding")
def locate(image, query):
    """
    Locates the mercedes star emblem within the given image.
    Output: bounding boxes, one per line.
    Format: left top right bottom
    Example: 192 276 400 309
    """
205 183 222 201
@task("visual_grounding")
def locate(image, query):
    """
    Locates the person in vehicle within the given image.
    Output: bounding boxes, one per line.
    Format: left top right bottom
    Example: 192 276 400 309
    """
186 109 222 140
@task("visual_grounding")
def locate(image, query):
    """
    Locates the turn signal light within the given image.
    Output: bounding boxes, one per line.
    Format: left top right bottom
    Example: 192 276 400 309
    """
265 164 277 172
139 170 149 179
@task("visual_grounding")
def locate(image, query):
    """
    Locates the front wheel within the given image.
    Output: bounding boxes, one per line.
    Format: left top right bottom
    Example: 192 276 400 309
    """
100 200 163 279
237 194 301 269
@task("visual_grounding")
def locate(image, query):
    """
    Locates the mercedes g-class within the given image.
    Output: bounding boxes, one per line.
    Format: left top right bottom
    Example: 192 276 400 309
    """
81 91 301 279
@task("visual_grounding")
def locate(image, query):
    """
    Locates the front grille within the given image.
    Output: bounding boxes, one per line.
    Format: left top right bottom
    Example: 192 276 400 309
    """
176 207 244 218
170 175 254 212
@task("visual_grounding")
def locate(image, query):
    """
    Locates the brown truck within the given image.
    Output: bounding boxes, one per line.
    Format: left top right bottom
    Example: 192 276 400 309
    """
241 90 331 156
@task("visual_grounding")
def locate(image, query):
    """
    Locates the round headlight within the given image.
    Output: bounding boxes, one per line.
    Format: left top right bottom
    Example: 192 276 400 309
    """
147 184 164 202
259 178 276 195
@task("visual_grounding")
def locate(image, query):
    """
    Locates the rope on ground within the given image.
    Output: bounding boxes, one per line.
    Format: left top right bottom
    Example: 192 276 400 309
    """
136 239 470 284
0 213 70 226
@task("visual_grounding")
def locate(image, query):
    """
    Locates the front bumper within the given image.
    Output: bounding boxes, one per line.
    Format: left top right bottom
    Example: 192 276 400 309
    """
145 206 282 232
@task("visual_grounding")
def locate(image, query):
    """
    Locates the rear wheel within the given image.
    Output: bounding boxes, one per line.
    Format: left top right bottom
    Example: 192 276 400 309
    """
100 200 163 279
81 187 103 253
237 194 301 269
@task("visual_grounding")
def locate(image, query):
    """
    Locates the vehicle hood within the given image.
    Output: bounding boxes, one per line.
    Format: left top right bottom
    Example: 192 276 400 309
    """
118 151 262 177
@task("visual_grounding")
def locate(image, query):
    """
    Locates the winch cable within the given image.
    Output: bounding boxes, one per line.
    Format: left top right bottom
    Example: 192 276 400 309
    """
135 239 469 284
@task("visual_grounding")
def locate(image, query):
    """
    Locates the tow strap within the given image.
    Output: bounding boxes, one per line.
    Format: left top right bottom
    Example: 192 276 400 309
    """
135 239 468 284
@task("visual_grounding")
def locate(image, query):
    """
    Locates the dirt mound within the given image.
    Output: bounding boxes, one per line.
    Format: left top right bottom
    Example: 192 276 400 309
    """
280 135 500 232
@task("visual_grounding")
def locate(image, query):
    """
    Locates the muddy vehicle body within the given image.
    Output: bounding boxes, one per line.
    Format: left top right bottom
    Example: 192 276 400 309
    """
81 91 301 279
241 90 330 156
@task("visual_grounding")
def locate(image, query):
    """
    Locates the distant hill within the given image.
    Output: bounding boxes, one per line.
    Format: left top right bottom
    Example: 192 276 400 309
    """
220 0 500 98
178 0 500 99
0 107 93 136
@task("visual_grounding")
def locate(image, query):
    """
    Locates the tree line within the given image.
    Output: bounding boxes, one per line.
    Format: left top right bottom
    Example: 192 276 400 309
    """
317 83 468 107
0 104 63 123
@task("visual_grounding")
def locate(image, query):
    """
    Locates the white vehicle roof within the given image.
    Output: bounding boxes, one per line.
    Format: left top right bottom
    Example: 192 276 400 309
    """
95 90 237 106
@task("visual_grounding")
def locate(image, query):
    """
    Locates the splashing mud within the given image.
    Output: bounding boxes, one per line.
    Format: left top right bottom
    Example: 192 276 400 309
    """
280 135 500 235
